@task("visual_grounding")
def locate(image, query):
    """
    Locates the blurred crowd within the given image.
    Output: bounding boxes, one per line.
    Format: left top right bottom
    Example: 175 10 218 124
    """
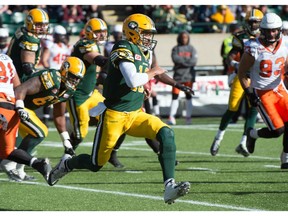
1 5 288 34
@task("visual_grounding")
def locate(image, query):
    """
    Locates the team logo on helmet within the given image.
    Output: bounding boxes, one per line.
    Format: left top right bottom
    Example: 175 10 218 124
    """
128 21 138 30
63 61 70 70
86 25 92 32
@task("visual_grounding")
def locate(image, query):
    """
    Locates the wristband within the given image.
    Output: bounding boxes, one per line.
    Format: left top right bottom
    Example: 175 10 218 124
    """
15 100 25 109
60 131 70 142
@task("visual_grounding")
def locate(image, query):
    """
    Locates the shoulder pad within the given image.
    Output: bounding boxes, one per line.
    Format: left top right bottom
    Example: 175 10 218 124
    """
110 48 134 63
232 36 243 49
110 41 134 63
40 69 60 90
19 31 40 52
77 39 99 53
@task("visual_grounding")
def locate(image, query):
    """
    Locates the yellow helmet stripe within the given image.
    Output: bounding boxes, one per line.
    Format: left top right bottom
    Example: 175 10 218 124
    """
98 19 106 30
78 59 85 76
39 9 49 22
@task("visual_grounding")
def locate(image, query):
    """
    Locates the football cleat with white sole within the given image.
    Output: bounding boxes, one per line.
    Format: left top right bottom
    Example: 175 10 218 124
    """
48 154 72 186
5 169 22 182
164 179 190 204
235 144 250 157
210 138 221 156
32 158 52 183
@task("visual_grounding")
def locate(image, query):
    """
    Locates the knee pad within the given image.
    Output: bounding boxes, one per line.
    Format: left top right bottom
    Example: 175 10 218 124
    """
156 126 176 152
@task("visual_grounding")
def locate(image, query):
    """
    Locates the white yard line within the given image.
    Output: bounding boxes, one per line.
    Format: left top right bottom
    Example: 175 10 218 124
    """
40 141 280 161
0 178 263 211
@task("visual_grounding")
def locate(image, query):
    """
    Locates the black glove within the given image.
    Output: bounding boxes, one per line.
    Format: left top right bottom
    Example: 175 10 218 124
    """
175 83 194 95
245 88 260 107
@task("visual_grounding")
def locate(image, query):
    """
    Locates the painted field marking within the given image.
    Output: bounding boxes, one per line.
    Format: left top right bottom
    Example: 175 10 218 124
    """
0 178 264 211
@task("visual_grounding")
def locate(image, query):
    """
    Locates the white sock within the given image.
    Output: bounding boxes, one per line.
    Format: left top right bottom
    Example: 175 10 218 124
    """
215 130 225 140
170 99 179 117
0 160 17 172
185 99 193 118
240 135 247 145
16 163 26 179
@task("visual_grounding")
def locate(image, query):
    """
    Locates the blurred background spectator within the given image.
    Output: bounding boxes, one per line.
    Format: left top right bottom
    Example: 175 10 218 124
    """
82 5 104 23
210 5 235 32
62 5 84 24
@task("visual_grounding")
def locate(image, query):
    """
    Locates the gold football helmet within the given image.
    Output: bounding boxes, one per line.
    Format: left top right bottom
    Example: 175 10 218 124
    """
123 13 157 51
84 18 108 45
60 57 86 91
245 9 263 36
25 8 49 36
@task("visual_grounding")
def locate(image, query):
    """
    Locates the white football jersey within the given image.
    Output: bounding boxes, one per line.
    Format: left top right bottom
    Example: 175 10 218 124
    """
46 42 71 69
244 36 288 90
0 54 17 100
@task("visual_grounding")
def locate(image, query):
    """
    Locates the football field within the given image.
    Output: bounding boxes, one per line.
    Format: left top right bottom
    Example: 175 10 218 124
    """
1 117 288 213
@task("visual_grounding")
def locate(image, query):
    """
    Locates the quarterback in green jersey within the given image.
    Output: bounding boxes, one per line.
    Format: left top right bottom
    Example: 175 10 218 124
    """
49 13 190 204
1 57 85 181
7 8 49 82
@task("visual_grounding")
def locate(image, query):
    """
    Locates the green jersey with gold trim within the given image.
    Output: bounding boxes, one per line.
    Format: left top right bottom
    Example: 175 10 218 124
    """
7 27 41 81
24 69 75 110
103 40 151 112
71 39 100 105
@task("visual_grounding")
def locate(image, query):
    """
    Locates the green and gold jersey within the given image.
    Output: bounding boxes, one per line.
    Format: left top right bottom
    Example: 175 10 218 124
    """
24 69 75 110
232 30 253 56
103 40 151 112
71 39 100 105
7 27 41 81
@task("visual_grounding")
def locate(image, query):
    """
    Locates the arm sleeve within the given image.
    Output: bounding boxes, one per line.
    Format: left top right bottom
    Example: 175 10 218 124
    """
119 61 149 88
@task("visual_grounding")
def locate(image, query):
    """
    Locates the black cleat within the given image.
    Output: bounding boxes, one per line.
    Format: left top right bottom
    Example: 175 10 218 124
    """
64 147 76 157
109 151 124 168
32 158 52 183
281 163 288 169
210 138 221 156
246 127 256 154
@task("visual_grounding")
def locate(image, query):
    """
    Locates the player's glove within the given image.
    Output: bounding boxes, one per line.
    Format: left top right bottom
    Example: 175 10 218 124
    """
60 131 76 156
244 88 260 107
174 83 195 95
15 100 30 121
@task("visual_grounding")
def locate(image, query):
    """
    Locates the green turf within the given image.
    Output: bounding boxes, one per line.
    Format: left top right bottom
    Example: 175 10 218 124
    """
0 117 287 211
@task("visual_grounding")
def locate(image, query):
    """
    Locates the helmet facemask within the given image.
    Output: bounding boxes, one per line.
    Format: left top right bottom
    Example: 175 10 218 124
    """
259 13 283 45
138 30 157 52
63 72 81 91
260 28 282 44
85 18 108 45
246 19 261 36
60 58 85 91
92 30 108 45
124 14 158 52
